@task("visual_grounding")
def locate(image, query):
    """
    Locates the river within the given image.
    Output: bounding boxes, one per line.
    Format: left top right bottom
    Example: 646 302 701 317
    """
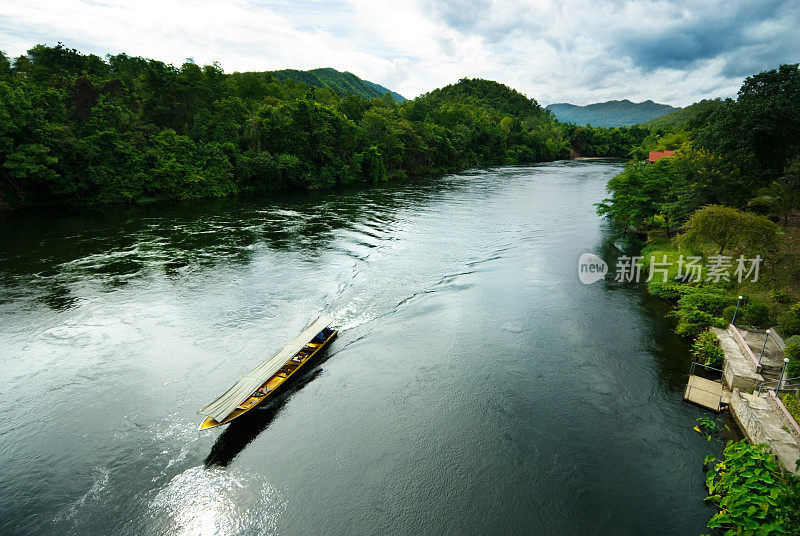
0 161 727 535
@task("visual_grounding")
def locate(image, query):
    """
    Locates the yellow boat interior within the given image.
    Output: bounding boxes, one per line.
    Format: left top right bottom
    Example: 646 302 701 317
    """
199 319 337 430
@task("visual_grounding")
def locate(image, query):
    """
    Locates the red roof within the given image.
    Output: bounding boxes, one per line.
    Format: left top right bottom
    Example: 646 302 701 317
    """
648 150 675 162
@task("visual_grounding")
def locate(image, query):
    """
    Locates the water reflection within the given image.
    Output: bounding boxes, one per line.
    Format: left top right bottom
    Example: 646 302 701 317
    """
148 465 286 536
0 177 469 312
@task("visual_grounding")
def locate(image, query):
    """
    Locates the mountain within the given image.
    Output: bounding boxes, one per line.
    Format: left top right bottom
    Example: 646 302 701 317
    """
640 98 725 128
268 67 405 102
546 99 679 127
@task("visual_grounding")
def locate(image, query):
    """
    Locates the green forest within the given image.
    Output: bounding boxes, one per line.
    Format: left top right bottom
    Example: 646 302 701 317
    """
597 63 800 536
598 64 799 238
0 44 649 208
596 63 800 354
268 67 405 102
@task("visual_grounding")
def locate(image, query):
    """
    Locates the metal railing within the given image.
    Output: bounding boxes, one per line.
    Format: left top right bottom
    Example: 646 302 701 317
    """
757 376 800 396
690 361 724 376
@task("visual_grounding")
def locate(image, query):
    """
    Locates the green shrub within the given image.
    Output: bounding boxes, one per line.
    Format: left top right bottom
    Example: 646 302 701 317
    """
785 335 800 347
779 305 800 337
786 343 800 378
788 362 800 381
677 286 732 316
779 316 800 338
780 393 800 425
771 289 795 305
723 305 738 324
704 440 792 534
671 308 726 338
692 330 724 367
742 302 772 327
669 286 730 338
648 281 690 301
785 476 800 535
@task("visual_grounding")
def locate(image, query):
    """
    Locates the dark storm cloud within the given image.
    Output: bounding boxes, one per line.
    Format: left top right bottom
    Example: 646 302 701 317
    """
426 0 799 75
612 0 799 73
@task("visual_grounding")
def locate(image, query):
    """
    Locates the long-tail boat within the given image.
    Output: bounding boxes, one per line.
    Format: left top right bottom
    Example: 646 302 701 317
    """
198 315 337 429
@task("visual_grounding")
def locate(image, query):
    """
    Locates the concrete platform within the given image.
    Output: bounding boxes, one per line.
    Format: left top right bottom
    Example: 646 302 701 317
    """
684 375 730 412
730 389 800 476
711 327 764 392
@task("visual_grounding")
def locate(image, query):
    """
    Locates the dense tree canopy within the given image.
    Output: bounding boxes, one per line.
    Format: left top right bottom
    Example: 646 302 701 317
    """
696 64 800 181
3 44 638 208
267 67 405 102
598 64 800 235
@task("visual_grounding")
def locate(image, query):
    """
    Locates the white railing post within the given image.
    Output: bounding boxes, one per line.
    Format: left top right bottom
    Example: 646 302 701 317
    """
731 295 743 325
758 329 771 366
777 358 789 396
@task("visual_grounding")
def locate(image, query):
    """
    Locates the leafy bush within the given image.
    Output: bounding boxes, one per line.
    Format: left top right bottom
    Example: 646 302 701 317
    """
742 302 772 327
692 330 724 367
668 286 730 338
785 335 800 347
670 308 726 338
648 281 690 301
771 289 794 305
786 343 800 378
778 304 800 337
678 286 732 316
723 305 738 324
780 393 800 425
704 440 790 534
779 316 800 338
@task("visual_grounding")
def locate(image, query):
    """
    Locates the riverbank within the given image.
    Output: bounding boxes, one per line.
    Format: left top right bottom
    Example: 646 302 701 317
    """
635 232 800 532
695 325 800 474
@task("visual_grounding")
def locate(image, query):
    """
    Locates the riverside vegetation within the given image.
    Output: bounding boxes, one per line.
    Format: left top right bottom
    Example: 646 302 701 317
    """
597 64 800 535
0 44 650 209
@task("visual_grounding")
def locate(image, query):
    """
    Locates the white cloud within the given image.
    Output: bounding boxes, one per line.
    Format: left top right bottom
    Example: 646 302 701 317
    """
1 0 798 106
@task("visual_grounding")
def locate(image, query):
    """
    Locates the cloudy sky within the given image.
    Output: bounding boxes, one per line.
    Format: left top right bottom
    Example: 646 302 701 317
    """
1 0 798 106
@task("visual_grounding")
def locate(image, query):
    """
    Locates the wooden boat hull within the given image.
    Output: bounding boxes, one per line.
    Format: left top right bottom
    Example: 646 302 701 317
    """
199 330 337 430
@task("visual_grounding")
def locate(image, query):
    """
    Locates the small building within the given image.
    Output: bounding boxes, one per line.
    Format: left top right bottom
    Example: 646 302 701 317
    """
648 150 675 162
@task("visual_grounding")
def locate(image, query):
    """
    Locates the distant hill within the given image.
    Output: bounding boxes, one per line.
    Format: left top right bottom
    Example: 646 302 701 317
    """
268 67 405 102
413 78 545 119
546 99 679 127
640 98 725 128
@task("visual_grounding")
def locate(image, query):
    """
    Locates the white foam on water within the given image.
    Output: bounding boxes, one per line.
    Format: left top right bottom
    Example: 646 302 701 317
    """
269 209 303 218
331 300 376 331
55 466 111 522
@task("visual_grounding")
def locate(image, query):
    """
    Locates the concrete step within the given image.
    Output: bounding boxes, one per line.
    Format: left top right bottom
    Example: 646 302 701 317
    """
684 375 729 412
